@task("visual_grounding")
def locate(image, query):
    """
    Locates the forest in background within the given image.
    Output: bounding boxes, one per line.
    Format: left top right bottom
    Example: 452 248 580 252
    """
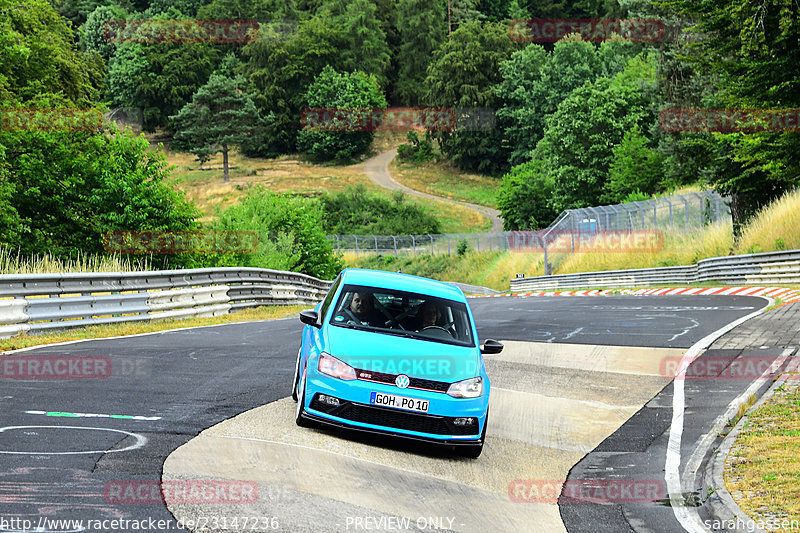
1 0 798 277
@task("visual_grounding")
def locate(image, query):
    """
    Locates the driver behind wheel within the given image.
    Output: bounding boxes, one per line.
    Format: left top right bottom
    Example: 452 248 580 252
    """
344 291 384 327
416 300 442 330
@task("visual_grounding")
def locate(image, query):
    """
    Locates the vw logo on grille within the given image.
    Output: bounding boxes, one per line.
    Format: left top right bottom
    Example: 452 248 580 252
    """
395 374 410 389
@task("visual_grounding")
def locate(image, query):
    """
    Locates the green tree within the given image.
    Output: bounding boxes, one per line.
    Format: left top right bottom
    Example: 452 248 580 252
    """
496 159 557 230
538 53 658 211
0 0 103 105
603 125 665 204
424 20 518 175
170 70 260 182
297 66 386 162
241 15 346 156
1 126 197 258
339 0 391 86
80 5 127 63
663 0 800 232
495 37 636 166
210 187 342 279
395 0 447 105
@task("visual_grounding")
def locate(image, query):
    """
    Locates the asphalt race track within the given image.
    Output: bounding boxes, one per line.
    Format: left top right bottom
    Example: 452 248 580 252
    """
0 295 772 532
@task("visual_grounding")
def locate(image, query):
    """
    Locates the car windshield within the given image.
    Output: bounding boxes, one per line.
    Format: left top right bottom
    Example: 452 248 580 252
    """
329 284 475 347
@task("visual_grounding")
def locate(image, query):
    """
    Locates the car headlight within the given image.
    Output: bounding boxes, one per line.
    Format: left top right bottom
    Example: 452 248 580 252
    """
318 353 356 381
447 376 483 398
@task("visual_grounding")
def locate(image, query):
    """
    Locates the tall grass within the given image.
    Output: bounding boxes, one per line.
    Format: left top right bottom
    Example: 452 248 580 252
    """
0 247 152 275
735 188 800 254
556 221 733 275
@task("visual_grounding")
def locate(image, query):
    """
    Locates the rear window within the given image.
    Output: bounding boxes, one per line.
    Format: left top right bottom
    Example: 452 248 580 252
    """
329 284 475 347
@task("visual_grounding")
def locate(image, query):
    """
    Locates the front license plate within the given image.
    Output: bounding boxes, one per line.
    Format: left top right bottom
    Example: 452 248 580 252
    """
369 392 429 413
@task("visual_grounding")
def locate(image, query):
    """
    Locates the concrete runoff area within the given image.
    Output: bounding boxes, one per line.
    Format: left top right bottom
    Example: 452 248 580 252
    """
164 342 683 532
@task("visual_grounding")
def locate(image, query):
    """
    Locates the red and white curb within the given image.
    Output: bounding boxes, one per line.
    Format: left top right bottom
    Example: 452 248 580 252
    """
471 287 800 307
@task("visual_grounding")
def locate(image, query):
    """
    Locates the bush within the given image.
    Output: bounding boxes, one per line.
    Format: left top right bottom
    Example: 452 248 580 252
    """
496 160 558 230
396 131 437 164
296 66 387 162
207 187 342 279
320 185 441 235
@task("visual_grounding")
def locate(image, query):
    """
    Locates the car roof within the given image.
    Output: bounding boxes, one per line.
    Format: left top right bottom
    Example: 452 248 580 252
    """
339 269 466 301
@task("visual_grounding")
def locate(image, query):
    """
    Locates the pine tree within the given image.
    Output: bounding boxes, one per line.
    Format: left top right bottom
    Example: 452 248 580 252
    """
395 0 447 105
170 72 259 182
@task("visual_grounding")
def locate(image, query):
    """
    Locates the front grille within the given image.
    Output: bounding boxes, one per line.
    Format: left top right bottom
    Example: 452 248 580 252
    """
354 368 450 393
310 395 478 436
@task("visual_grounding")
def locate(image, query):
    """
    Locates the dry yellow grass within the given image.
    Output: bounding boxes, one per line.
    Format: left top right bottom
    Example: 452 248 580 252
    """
159 135 488 232
0 305 306 352
0 247 152 275
555 221 733 274
726 382 800 530
736 188 800 254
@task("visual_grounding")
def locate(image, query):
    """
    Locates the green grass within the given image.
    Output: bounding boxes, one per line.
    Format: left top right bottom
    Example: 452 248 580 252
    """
726 383 800 528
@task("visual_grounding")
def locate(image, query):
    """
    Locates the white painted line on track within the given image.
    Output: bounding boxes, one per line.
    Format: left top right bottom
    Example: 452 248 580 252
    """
665 296 771 533
0 425 147 455
25 410 161 421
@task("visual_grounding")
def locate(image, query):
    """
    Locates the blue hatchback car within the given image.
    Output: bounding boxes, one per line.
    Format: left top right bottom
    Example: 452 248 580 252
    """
292 269 503 457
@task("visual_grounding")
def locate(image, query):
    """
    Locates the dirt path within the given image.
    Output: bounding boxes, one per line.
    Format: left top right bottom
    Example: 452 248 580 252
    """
362 148 504 232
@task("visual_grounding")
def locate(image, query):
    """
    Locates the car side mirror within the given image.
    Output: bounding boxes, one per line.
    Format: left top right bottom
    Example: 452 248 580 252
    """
299 309 320 328
481 339 503 355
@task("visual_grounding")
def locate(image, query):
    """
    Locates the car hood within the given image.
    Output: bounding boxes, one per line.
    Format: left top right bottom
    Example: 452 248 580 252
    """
326 325 481 382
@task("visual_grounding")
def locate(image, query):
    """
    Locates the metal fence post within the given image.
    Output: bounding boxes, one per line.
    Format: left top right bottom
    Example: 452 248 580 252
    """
355 235 359 258
447 235 451 255
412 235 416 257
374 235 378 256
391 236 397 258
429 234 434 255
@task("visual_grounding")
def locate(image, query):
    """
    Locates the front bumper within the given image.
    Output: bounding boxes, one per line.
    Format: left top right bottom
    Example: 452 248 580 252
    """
304 373 488 442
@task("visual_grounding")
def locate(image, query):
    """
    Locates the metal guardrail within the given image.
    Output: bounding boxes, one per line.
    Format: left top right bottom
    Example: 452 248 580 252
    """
0 267 332 339
510 249 800 291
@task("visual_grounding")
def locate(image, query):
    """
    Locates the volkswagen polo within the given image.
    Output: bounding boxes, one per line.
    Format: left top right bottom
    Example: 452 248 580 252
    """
292 269 502 458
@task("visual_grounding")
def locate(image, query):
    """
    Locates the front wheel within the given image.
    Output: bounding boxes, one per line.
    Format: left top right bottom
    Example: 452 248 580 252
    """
291 348 301 402
459 410 488 458
295 370 312 428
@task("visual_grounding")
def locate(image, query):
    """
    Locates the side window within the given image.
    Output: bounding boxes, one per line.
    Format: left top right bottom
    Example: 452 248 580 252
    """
319 275 342 321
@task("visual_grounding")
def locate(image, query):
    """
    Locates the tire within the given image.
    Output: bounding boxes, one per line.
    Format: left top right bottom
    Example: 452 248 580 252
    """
291 348 301 402
459 410 488 458
295 369 312 428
